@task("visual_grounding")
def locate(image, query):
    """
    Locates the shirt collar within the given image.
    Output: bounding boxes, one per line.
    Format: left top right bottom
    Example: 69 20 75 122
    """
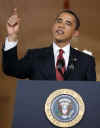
53 41 70 57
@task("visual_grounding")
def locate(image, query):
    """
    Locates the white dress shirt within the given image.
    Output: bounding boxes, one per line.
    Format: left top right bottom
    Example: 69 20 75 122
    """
53 42 70 69
4 38 70 69
4 37 18 51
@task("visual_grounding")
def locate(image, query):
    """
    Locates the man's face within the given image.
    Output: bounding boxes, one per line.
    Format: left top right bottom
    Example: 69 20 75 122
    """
52 12 77 43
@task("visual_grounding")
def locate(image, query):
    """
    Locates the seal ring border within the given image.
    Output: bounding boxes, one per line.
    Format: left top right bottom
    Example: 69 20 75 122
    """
45 89 85 128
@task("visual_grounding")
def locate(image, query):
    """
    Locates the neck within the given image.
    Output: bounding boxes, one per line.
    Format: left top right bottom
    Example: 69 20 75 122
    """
55 40 70 48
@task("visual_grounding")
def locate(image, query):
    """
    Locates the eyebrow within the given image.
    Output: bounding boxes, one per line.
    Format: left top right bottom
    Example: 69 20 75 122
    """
65 20 72 24
56 17 62 21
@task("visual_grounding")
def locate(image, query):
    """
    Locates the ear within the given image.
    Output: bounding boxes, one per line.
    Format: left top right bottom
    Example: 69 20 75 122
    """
73 30 80 37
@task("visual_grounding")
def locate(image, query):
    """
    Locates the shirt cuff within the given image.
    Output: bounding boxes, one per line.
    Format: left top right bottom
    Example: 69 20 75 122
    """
4 37 18 51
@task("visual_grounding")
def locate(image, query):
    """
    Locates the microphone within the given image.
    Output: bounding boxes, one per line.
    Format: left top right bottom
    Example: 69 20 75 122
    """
57 58 65 76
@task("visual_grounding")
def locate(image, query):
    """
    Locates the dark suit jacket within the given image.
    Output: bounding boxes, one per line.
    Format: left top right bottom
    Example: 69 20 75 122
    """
2 45 96 81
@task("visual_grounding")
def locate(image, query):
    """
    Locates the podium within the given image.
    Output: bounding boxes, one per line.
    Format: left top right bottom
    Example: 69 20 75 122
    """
12 81 100 128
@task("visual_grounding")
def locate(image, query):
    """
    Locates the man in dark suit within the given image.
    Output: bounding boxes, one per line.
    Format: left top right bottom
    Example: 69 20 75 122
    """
2 9 96 80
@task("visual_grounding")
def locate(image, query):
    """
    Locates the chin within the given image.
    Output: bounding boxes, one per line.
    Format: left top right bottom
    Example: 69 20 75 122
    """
56 39 63 43
55 38 67 43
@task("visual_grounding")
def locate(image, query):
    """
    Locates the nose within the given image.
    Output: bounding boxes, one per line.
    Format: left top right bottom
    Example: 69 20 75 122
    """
58 22 65 29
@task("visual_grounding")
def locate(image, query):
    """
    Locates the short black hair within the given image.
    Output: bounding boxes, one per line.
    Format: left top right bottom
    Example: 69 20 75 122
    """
56 9 80 30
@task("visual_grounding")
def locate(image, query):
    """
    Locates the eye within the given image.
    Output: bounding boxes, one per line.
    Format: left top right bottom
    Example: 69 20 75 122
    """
65 21 72 26
56 18 62 23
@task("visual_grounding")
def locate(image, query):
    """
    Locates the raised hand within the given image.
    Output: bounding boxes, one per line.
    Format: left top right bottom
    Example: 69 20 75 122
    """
7 8 20 41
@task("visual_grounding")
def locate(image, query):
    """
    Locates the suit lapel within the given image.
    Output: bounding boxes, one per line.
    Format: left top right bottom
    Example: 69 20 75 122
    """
45 45 56 80
43 45 79 80
64 47 79 80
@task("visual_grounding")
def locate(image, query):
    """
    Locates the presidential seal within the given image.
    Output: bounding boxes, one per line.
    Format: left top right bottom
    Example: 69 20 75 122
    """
45 89 85 128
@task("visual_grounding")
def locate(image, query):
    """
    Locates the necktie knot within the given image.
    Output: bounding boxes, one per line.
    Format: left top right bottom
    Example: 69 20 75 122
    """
59 49 64 58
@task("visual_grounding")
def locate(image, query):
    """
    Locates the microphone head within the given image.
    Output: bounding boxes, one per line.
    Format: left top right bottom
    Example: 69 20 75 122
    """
57 59 65 67
57 58 65 75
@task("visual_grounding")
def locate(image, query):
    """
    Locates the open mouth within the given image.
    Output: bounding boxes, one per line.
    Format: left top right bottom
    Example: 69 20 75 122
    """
56 29 64 35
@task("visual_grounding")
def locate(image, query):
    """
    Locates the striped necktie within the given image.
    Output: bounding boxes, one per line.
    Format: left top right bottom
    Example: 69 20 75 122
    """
56 49 65 81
